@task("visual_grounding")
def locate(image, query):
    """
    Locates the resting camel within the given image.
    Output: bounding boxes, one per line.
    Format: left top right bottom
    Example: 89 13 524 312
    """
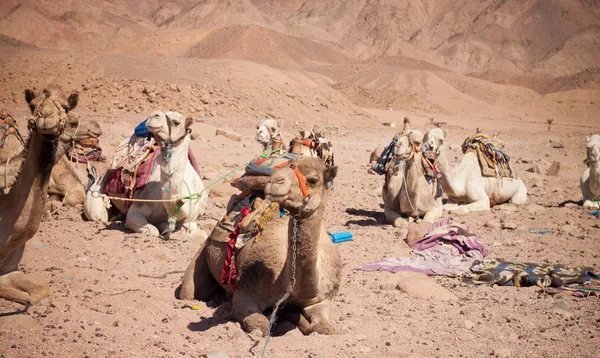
255 118 284 150
0 87 79 306
431 129 527 215
581 134 600 208
84 111 208 238
179 157 341 336
0 111 106 213
382 130 443 227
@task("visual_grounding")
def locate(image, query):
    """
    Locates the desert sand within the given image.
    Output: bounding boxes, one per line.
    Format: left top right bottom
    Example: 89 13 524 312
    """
0 1 599 357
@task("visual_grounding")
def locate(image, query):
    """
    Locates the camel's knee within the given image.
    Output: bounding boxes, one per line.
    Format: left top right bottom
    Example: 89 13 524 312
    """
126 212 159 236
302 300 335 335
179 244 216 301
233 292 268 335
0 272 51 306
511 182 528 205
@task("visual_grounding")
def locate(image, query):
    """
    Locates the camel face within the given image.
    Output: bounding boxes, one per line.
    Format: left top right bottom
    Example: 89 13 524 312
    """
25 88 78 136
586 135 600 163
394 130 423 161
59 115 102 143
146 111 192 144
255 119 281 146
425 127 446 153
265 158 337 215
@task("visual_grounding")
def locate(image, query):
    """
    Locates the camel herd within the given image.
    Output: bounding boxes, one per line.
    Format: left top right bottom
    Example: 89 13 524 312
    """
0 86 599 338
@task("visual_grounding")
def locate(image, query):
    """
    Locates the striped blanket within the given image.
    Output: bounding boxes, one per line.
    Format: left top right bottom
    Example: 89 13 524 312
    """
462 133 515 178
103 137 200 205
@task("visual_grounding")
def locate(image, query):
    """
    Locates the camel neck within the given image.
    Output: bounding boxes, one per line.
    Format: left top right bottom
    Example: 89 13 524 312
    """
287 206 324 300
2 133 63 246
435 149 459 195
159 136 190 215
589 159 600 195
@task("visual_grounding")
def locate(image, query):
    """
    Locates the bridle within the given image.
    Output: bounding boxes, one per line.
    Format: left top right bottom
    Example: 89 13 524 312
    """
28 93 69 133
393 133 421 163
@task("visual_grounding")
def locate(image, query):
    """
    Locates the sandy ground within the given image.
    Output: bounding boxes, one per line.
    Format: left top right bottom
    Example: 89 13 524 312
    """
1 104 599 358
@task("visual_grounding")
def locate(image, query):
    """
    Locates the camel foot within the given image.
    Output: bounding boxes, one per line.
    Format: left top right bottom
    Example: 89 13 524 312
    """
307 321 335 335
241 313 269 336
393 217 409 228
448 206 469 216
583 200 600 209
139 224 160 237
0 272 52 306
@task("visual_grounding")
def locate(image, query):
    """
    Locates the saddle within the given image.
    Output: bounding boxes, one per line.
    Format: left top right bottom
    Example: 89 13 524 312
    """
290 128 334 168
0 111 25 149
461 133 515 178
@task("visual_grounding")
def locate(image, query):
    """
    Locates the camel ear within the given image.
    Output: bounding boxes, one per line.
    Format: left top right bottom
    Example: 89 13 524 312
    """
324 166 338 185
24 89 36 112
67 93 79 111
185 116 194 129
277 118 283 129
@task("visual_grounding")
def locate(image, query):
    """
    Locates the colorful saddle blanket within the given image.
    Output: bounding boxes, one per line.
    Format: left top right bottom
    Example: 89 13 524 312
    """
67 138 106 163
461 133 515 178
291 129 334 168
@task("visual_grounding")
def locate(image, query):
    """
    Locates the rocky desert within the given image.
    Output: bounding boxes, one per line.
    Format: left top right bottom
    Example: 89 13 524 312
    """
0 1 599 357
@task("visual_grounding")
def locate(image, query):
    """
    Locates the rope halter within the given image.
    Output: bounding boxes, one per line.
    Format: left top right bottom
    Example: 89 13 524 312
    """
28 92 69 133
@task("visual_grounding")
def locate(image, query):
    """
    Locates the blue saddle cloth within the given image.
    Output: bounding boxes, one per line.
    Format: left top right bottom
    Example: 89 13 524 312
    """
134 120 149 137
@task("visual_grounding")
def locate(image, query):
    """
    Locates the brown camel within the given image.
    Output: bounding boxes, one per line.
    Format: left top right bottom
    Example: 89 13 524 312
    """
0 86 79 306
179 157 341 336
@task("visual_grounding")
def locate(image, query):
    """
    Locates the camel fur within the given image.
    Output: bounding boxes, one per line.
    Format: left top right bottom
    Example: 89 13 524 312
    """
433 129 527 215
84 111 208 239
0 86 79 306
382 130 443 227
581 134 600 208
1 114 106 212
179 157 341 336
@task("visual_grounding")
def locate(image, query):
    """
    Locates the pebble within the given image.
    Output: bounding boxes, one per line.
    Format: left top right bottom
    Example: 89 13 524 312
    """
508 332 518 341
493 348 511 357
485 220 501 229
464 319 474 330
206 352 229 358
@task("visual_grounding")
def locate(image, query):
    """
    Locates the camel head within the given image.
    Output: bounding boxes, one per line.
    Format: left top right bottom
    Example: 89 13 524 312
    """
25 86 79 136
146 111 193 146
424 127 447 153
255 118 282 146
586 134 600 164
62 115 103 143
393 130 424 161
265 157 338 217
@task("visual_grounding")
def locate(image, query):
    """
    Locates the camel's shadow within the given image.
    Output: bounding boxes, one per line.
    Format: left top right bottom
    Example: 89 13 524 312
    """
187 300 297 337
558 199 583 207
344 208 385 227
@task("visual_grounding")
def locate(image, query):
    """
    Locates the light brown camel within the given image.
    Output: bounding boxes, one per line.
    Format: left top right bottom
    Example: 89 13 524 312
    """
382 130 443 227
0 86 79 306
581 134 600 208
179 157 341 336
0 112 105 213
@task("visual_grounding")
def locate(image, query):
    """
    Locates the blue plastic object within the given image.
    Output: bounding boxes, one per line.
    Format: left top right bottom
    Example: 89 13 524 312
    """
134 119 149 137
329 232 353 243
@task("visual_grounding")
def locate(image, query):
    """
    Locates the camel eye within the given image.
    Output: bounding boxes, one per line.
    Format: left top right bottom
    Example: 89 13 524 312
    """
307 177 319 185
69 121 78 127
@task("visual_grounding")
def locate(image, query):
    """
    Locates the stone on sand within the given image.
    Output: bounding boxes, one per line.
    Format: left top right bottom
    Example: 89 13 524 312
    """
394 272 457 301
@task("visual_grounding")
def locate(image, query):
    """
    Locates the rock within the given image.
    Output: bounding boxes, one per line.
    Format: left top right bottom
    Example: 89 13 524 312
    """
501 221 518 230
208 183 237 199
464 319 474 330
405 221 431 247
215 128 241 142
205 352 229 358
526 165 541 174
394 272 458 301
508 332 518 341
492 348 511 357
559 224 577 235
550 300 572 317
546 161 561 176
484 220 501 229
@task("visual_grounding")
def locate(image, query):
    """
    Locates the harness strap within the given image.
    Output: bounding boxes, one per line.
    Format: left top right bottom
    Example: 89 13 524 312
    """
290 163 309 197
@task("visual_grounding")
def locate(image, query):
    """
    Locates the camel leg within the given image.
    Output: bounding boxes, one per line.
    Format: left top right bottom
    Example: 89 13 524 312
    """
178 242 218 301
0 272 51 306
384 206 408 228
232 290 269 336
126 209 160 236
581 178 599 208
423 201 443 223
449 198 490 215
300 299 335 335
510 180 528 205
181 221 208 240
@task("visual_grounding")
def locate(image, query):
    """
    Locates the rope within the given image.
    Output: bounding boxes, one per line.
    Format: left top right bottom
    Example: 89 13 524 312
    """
400 160 421 221
49 119 81 216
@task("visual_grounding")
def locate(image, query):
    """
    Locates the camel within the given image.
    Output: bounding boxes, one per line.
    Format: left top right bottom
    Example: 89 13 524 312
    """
433 130 527 215
179 157 341 336
0 111 25 193
382 130 443 227
0 86 79 306
84 111 208 238
581 134 600 208
1 111 106 212
255 118 284 150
